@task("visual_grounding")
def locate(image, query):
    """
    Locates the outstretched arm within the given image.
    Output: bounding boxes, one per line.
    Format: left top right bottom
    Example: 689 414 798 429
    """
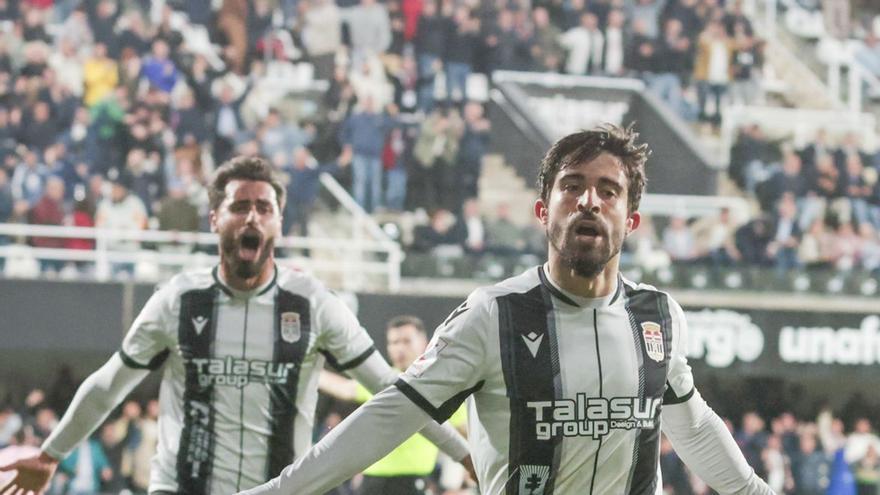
346 352 470 463
662 389 774 494
238 386 431 495
0 354 149 494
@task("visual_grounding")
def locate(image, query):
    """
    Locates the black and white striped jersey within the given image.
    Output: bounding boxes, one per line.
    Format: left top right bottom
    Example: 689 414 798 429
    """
395 265 695 495
117 265 376 494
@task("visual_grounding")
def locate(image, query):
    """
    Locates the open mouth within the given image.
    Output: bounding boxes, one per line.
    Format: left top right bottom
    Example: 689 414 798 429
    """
574 223 603 238
238 231 262 261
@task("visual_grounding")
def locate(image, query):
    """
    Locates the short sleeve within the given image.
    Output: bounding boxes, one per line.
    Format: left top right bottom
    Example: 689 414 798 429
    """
119 286 174 370
663 297 696 405
395 293 490 423
314 290 377 371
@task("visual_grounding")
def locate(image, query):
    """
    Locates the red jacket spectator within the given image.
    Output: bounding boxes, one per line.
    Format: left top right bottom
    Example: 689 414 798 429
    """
28 177 65 248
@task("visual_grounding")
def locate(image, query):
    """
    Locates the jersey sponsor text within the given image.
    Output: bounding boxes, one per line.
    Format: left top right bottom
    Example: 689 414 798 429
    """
527 395 661 440
190 356 296 388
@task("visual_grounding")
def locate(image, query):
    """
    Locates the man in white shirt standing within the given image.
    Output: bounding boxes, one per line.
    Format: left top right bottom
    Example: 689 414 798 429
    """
239 125 775 495
0 156 469 495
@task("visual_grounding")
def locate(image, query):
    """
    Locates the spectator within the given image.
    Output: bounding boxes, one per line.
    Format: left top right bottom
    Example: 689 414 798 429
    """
83 42 119 107
300 0 342 81
95 171 147 278
628 0 664 39
413 0 449 113
792 433 830 495
853 445 880 495
652 18 691 117
729 22 762 106
662 215 698 262
140 39 178 94
446 6 480 104
759 148 808 211
560 12 605 75
693 20 733 126
530 6 564 73
0 404 21 449
212 81 250 166
767 194 802 276
339 97 396 213
20 101 59 153
738 411 770 479
693 207 742 266
456 101 490 203
88 0 120 51
410 207 464 254
660 434 693 494
762 434 794 493
412 106 462 211
48 38 84 98
603 9 627 76
259 108 313 159
798 219 835 269
57 436 112 495
830 221 861 271
156 180 199 234
28 175 66 274
460 197 486 254
10 149 48 208
172 89 209 146
843 153 873 228
341 0 392 64
735 216 774 266
801 153 845 232
382 126 412 212
282 146 346 238
625 18 657 75
485 202 525 255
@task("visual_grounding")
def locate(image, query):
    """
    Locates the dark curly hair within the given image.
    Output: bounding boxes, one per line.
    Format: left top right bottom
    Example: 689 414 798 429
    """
537 124 650 213
208 156 286 212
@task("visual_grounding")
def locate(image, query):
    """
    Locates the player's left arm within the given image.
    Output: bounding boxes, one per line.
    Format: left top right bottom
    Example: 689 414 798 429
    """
660 298 775 495
346 351 470 463
314 290 470 463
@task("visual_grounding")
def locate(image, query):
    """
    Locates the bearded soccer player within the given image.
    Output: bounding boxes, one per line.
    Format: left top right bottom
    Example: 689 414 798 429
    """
240 126 774 495
0 157 469 494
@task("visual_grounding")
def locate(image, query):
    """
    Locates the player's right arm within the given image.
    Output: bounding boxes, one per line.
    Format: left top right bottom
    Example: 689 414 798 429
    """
238 293 491 495
0 286 174 494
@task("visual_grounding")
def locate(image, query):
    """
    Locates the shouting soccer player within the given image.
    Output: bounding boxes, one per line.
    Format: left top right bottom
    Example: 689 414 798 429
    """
0 157 469 494
240 125 774 495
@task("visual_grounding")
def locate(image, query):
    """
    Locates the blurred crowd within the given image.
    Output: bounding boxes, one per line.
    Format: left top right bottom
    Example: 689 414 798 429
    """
715 127 880 276
0 0 772 279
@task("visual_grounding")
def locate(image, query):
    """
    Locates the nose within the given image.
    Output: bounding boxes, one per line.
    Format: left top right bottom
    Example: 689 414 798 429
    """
245 206 259 224
577 187 600 214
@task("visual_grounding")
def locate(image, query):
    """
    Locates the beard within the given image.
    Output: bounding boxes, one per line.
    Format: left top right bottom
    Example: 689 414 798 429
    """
220 230 275 280
547 215 624 279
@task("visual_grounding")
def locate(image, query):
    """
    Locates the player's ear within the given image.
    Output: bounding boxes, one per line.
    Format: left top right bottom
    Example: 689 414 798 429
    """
627 211 641 234
534 198 548 226
209 209 218 233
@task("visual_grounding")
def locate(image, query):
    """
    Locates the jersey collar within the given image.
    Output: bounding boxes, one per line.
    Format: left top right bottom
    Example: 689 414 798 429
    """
212 264 278 298
538 264 622 308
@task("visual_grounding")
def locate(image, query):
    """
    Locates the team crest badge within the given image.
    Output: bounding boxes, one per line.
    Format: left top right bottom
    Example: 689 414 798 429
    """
280 312 301 343
641 322 665 362
518 464 549 495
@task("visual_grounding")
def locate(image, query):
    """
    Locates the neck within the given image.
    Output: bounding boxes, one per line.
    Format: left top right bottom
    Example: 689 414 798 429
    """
219 259 275 292
546 252 619 298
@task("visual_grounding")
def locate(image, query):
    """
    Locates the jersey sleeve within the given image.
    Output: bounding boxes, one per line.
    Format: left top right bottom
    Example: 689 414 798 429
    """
663 296 695 405
313 289 377 371
119 285 175 370
394 292 491 423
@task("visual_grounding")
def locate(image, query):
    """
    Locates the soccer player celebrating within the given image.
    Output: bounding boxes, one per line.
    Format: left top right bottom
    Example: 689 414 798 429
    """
0 157 469 495
240 126 774 495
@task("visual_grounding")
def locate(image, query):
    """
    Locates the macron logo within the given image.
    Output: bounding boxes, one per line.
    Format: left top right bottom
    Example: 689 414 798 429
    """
522 332 544 358
192 316 209 335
